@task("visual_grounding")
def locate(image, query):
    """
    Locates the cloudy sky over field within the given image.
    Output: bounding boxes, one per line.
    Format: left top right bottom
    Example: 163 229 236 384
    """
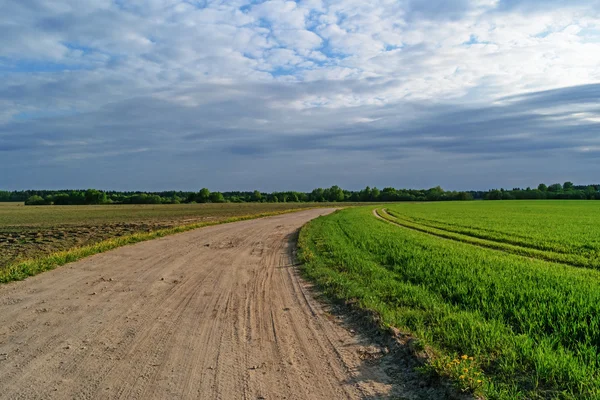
1 0 600 191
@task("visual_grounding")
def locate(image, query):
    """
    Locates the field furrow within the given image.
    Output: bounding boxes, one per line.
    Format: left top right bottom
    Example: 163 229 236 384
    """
376 208 597 269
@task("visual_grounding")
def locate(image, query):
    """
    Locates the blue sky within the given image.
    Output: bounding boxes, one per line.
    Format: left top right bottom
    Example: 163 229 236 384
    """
1 0 599 191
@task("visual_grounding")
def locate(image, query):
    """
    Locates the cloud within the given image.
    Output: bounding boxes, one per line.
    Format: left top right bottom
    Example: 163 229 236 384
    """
1 0 600 191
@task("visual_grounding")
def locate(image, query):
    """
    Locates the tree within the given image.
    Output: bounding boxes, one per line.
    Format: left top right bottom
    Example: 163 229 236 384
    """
251 190 262 202
548 183 563 192
84 189 107 204
146 194 163 204
457 192 473 201
370 187 381 201
328 185 344 202
426 186 444 201
486 190 503 200
538 183 548 192
359 186 372 202
25 195 47 205
586 186 597 199
564 181 574 191
310 188 325 202
196 188 210 203
209 192 225 203
53 193 71 205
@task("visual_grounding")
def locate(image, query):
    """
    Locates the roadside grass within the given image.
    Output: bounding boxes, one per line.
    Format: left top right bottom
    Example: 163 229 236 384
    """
298 206 600 399
1 202 370 269
0 208 318 284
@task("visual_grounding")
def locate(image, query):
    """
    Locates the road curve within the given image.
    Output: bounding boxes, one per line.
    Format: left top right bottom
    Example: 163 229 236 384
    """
0 209 400 400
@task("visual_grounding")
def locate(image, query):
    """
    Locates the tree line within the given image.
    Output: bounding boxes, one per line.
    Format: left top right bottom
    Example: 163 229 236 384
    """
1 182 597 206
483 182 600 200
2 186 472 205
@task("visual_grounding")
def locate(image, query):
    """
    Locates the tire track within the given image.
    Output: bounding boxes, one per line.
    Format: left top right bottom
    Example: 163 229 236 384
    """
374 208 590 268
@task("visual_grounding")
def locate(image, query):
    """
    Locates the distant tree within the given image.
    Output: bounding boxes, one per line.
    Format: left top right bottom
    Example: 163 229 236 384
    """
486 190 503 200
209 192 225 203
426 186 444 201
538 183 548 192
359 186 372 202
53 193 71 205
146 194 163 204
457 192 473 201
197 188 211 203
328 185 344 202
251 190 262 202
502 191 515 200
296 192 308 202
370 187 381 201
563 181 574 191
84 189 108 205
548 183 563 192
25 195 47 205
310 188 325 202
586 186 597 199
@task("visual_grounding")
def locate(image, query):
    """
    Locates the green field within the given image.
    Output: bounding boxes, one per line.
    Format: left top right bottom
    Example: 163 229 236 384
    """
298 201 600 399
0 202 339 270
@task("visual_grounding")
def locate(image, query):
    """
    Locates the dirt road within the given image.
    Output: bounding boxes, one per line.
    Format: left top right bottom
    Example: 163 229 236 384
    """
0 209 408 400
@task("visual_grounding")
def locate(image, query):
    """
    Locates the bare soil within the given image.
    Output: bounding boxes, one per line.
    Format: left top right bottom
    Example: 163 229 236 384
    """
0 202 344 269
0 209 452 399
0 222 176 268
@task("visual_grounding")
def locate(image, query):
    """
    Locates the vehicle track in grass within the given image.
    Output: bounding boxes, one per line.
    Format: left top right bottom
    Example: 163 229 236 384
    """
0 208 428 400
373 208 590 269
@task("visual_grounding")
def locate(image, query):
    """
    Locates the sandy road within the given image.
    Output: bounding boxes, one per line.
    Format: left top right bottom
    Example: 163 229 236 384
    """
0 209 406 400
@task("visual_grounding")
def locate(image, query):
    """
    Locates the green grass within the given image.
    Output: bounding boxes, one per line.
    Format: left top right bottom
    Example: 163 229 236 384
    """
298 204 600 399
385 201 600 261
0 208 314 284
377 208 597 269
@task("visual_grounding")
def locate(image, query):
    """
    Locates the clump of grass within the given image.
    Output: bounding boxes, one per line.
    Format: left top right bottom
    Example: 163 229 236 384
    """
429 354 486 394
0 209 308 284
298 206 600 399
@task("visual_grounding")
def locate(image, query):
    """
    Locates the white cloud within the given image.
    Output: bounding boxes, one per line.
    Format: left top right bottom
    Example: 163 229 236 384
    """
2 0 600 190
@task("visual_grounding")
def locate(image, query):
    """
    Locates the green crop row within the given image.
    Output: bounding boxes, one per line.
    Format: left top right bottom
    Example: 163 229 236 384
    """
298 206 600 399
385 201 600 258
378 208 598 269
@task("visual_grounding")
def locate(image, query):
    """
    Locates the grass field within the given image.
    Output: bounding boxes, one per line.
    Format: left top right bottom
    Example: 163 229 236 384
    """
0 202 340 270
298 201 600 399
383 201 600 269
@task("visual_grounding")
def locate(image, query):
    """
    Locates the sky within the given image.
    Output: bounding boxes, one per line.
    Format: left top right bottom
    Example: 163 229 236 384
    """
1 0 599 192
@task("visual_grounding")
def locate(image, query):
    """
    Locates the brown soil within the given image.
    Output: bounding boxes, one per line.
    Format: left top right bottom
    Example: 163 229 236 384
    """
0 220 207 269
0 209 455 399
